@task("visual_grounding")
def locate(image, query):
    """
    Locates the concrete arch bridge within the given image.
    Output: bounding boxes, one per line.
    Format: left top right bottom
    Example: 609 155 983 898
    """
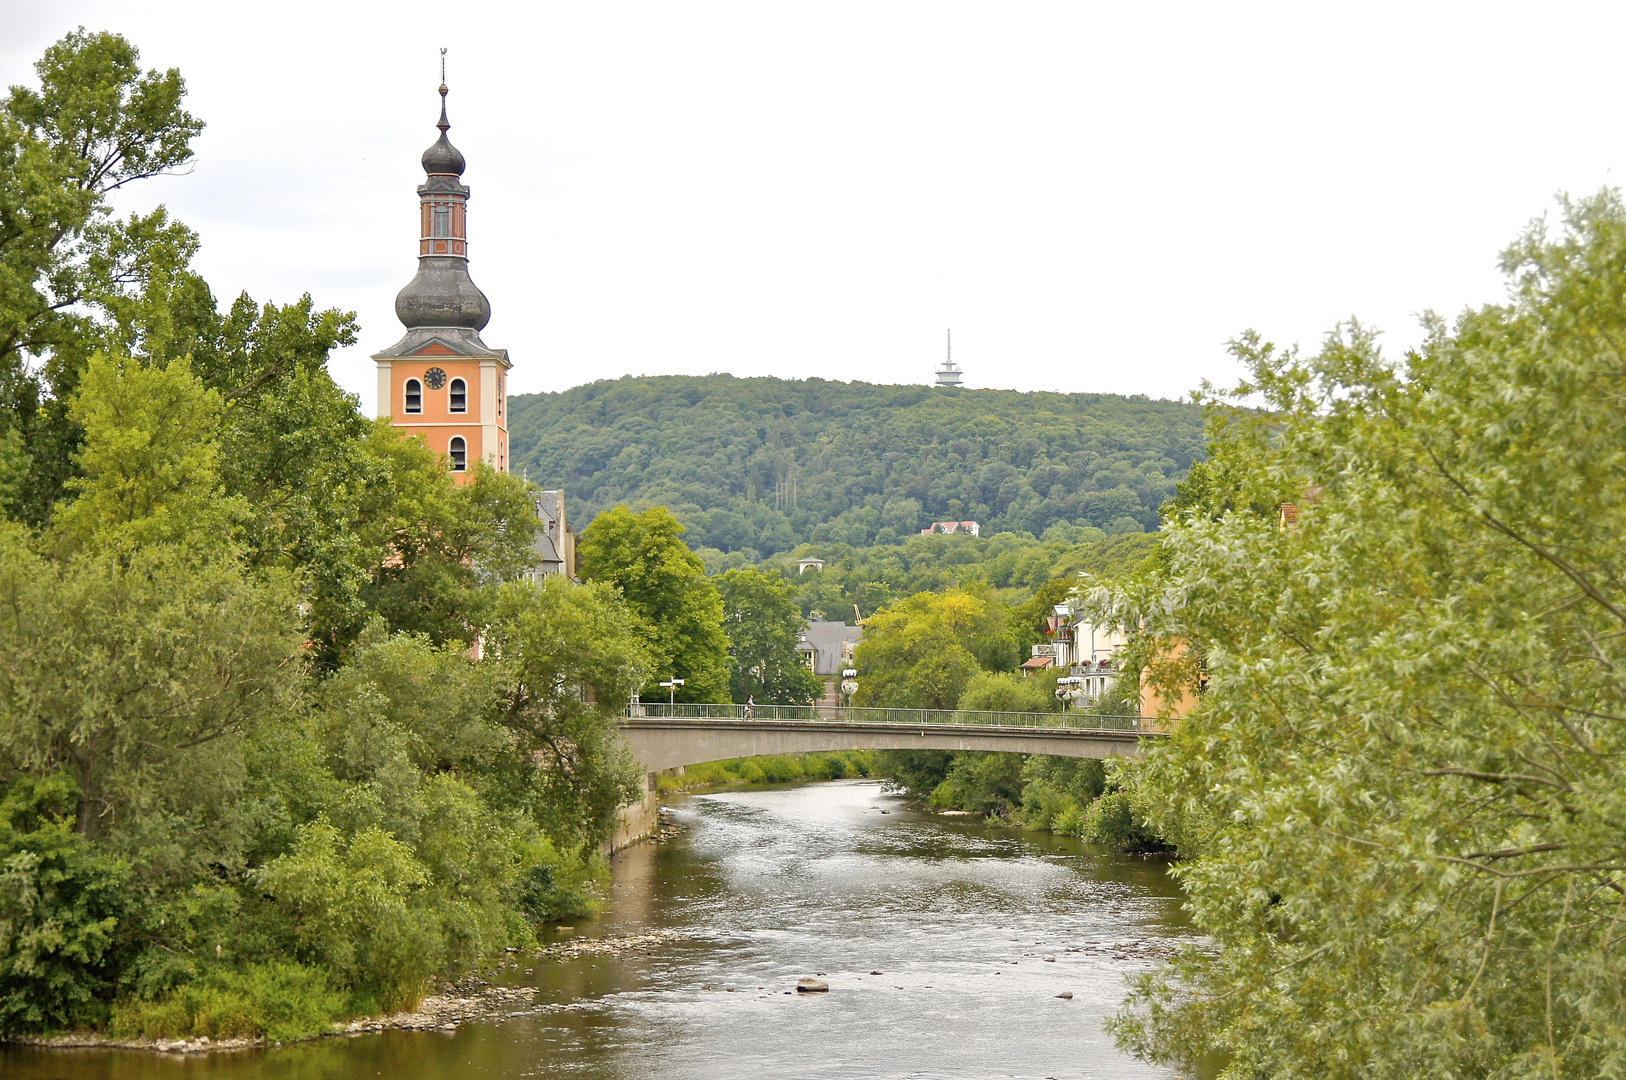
610 704 1160 849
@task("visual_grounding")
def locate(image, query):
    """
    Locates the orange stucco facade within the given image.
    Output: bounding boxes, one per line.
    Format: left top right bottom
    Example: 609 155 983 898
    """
376 345 510 483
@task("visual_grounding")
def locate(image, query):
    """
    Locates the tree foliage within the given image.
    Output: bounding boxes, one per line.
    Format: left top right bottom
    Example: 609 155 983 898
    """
0 29 202 526
577 505 730 702
715 567 824 705
510 374 1204 556
851 586 1018 710
485 577 650 846
1107 190 1626 1079
727 525 1156 629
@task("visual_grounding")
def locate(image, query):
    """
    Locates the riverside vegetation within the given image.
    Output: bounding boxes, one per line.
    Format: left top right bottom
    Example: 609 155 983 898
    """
1096 192 1626 1077
0 32 657 1044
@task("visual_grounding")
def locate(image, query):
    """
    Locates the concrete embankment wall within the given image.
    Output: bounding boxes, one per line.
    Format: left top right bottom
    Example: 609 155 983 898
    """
610 772 661 853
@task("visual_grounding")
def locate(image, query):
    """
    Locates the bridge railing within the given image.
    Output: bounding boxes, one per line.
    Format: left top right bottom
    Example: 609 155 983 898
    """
629 702 1146 732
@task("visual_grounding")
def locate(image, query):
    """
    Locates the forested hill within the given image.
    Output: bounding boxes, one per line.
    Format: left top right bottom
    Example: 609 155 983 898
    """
508 375 1206 557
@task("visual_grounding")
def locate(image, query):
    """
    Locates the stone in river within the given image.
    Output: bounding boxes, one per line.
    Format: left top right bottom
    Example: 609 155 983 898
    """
870 970 884 975
1055 992 1074 1000
796 978 830 992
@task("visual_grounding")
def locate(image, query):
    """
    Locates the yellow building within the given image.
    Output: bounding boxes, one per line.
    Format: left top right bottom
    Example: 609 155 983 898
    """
373 77 510 481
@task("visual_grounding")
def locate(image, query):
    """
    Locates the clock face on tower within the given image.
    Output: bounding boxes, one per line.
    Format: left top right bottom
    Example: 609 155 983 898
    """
422 367 448 390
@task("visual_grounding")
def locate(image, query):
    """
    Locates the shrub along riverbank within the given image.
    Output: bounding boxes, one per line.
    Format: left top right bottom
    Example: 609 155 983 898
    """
656 752 876 794
871 751 1200 854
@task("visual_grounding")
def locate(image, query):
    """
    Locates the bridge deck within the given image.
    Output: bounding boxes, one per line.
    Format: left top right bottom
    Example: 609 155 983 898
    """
619 717 1156 773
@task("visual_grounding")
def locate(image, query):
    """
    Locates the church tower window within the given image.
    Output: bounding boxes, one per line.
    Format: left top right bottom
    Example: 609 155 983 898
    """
449 436 467 471
433 205 451 238
405 378 423 413
449 377 467 412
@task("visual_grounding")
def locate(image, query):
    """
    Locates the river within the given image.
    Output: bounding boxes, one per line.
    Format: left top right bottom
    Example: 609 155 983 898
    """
3 779 1194 1080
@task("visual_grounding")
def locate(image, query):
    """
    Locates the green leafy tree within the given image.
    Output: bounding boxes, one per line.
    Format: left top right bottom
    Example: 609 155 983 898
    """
0 29 203 525
355 424 541 650
0 774 129 1035
577 506 729 702
851 587 1017 709
955 670 1058 714
51 353 245 556
0 531 301 840
715 567 823 705
255 818 436 1013
1109 190 1626 1079
484 576 651 846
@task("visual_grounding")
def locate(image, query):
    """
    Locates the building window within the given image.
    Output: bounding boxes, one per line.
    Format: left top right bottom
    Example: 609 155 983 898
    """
449 436 467 472
498 374 503 416
432 206 451 238
448 377 466 413
405 378 423 413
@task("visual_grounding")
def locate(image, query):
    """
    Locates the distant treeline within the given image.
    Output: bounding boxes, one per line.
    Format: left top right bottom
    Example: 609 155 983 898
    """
508 375 1205 556
730 526 1159 624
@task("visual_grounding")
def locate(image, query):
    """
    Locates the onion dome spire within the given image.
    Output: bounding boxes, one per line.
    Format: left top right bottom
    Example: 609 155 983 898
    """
394 50 490 332
421 78 466 177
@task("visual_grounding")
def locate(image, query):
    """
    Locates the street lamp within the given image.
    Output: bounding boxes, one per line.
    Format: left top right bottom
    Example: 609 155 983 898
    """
840 669 858 713
658 678 685 708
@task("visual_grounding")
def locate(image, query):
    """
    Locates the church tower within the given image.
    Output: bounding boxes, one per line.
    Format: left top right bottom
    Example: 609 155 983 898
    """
373 69 510 481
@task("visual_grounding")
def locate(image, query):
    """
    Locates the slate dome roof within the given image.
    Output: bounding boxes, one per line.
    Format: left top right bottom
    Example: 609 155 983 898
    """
421 87 465 176
393 83 489 331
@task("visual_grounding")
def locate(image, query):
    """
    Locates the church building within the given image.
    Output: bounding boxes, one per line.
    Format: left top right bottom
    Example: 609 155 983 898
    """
373 76 510 480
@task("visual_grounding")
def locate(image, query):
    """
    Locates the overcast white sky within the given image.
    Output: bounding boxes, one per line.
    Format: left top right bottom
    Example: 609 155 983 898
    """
3 2 1622 413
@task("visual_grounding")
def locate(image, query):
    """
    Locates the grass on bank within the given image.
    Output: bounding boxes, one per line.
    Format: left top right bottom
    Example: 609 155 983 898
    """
108 962 345 1043
656 752 876 793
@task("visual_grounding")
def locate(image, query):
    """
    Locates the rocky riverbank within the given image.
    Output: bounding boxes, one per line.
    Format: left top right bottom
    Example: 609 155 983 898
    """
10 932 689 1056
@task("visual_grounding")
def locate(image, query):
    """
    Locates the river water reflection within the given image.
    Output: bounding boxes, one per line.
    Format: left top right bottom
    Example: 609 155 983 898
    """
3 779 1193 1080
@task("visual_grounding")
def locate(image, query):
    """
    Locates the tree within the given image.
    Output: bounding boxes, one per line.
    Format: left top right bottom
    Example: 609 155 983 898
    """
1109 190 1626 1079
51 353 245 556
955 670 1058 714
851 587 1017 710
354 424 541 651
0 774 129 1035
484 576 650 846
715 567 823 705
0 532 301 840
0 30 203 525
576 506 729 702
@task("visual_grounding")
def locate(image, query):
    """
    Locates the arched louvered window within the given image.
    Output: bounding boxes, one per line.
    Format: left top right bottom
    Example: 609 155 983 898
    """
404 378 423 414
449 436 467 472
449 377 467 413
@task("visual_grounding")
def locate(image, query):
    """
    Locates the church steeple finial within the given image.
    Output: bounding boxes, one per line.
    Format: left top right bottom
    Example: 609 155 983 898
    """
437 48 449 132
422 49 464 177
